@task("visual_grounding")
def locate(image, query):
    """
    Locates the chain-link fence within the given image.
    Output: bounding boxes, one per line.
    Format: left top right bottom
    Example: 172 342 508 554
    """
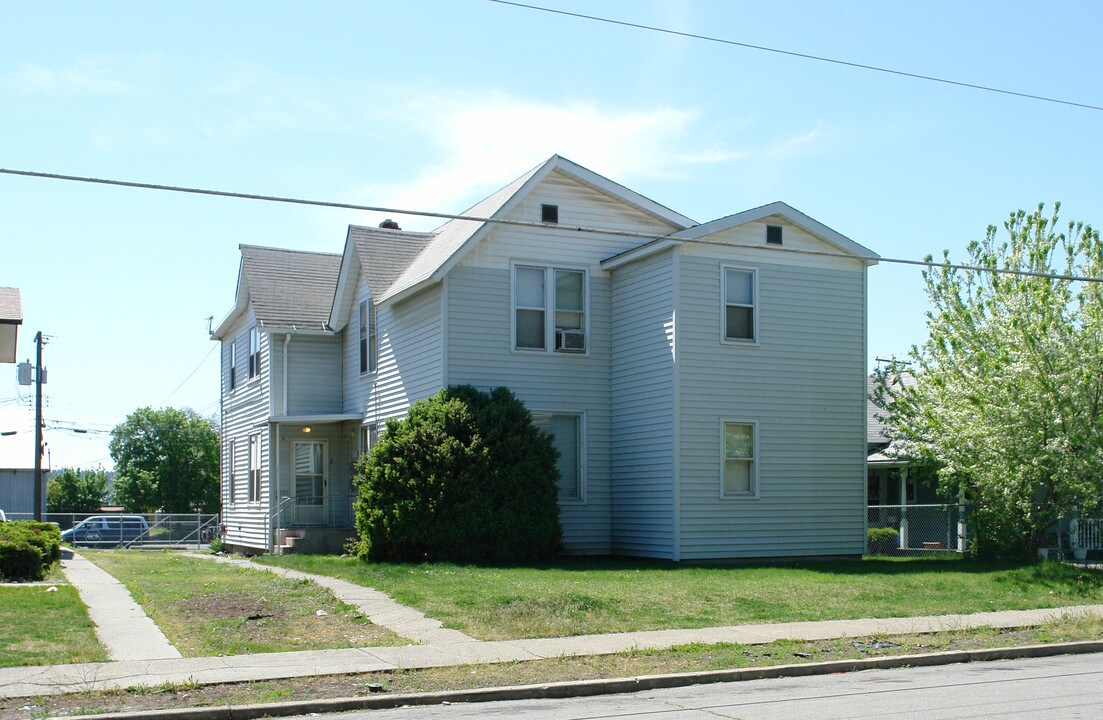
5 512 220 549
867 504 968 556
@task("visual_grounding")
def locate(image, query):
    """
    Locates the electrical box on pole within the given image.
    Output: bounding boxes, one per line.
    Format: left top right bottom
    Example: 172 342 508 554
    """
17 361 32 385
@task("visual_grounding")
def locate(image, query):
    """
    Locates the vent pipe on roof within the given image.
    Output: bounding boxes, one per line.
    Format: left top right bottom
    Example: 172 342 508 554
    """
379 219 401 230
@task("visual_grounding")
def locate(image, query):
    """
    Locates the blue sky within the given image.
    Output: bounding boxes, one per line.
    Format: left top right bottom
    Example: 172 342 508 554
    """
2 0 1101 471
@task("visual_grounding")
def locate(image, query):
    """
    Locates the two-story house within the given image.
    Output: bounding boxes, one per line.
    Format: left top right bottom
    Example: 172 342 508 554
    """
212 155 879 560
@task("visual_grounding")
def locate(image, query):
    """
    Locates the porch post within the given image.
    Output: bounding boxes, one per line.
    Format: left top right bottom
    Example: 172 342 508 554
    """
899 467 909 549
957 487 966 552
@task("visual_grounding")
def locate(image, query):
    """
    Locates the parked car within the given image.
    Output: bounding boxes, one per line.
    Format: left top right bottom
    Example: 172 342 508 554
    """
60 515 149 546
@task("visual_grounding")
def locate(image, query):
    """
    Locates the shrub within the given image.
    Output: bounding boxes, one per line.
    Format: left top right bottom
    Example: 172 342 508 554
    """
354 386 562 563
0 521 61 580
867 527 900 556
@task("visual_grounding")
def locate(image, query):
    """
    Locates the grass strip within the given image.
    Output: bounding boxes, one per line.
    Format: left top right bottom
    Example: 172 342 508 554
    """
256 554 1103 640
83 551 407 656
6 613 1101 719
0 584 106 667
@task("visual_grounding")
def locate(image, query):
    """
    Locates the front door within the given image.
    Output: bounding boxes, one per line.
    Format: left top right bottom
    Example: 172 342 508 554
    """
293 441 327 526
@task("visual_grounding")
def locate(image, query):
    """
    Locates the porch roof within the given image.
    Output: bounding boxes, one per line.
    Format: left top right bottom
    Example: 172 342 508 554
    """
269 413 362 425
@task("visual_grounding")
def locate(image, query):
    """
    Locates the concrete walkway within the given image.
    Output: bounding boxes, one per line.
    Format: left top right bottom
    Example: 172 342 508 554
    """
59 551 182 662
192 554 476 645
2 599 1100 699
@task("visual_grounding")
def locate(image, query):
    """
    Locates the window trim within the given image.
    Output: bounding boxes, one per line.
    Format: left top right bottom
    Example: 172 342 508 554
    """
228 439 237 506
531 409 586 504
358 300 377 376
228 340 237 391
720 265 759 346
510 261 590 356
720 420 759 499
248 326 261 379
247 433 262 504
359 423 379 455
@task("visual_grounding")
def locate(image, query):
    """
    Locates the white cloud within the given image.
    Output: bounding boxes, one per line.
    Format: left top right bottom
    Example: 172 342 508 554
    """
4 59 135 94
344 91 760 230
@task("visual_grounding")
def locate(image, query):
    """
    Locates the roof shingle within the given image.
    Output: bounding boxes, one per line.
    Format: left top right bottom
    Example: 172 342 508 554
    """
239 246 342 332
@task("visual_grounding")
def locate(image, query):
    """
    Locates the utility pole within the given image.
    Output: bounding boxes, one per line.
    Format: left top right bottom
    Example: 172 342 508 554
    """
33 331 44 521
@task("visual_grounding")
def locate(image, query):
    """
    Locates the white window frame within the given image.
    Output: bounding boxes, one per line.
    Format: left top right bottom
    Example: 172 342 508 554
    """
510 261 589 355
359 423 379 455
228 341 237 391
227 439 238 506
720 420 759 499
531 410 586 503
248 433 262 503
248 326 261 379
721 265 759 346
359 300 377 375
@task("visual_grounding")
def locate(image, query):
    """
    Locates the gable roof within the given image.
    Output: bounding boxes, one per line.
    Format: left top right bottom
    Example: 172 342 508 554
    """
673 201 880 262
212 245 342 339
328 155 694 323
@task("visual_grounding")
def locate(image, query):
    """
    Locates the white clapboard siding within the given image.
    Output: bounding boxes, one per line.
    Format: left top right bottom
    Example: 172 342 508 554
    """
675 229 868 560
447 170 683 555
220 305 274 551
343 269 444 423
284 334 343 415
609 249 677 559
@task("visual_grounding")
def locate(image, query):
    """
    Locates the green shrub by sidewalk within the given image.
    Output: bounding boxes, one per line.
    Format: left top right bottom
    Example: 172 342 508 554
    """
0 521 62 580
354 385 562 563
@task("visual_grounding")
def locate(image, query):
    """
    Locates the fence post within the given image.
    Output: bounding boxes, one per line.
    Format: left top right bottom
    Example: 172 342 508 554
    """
957 489 966 552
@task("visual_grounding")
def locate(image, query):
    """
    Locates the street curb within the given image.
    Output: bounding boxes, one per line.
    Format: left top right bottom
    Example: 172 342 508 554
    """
60 640 1103 720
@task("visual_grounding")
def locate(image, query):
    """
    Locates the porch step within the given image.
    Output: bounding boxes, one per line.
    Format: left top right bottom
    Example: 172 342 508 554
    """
274 528 356 555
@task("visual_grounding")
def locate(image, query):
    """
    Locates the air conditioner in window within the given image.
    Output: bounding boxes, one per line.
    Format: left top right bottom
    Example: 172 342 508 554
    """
555 329 585 352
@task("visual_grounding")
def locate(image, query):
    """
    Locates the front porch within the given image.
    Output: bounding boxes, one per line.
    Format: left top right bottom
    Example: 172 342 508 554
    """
270 414 364 554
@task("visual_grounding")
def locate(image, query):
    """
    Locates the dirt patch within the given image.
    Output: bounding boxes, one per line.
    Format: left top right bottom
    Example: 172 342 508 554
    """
183 593 276 622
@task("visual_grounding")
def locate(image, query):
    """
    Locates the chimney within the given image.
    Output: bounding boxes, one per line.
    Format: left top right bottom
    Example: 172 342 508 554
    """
379 219 401 230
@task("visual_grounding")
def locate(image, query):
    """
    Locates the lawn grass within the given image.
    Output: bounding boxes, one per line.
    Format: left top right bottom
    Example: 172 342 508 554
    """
83 551 407 656
0 584 107 667
7 613 1101 719
257 555 1103 640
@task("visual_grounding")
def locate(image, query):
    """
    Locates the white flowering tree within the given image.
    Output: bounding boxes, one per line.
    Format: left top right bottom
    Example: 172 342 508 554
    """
879 203 1103 560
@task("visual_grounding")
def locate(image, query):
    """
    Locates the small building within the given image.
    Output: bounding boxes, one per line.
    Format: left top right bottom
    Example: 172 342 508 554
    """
0 468 45 518
0 287 21 364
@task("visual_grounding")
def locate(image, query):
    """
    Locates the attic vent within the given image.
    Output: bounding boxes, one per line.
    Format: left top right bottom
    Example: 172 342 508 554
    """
379 219 401 230
541 204 559 224
766 225 783 245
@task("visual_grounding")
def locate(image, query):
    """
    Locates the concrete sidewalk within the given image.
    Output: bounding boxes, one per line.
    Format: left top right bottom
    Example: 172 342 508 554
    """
60 551 182 662
2 603 1100 699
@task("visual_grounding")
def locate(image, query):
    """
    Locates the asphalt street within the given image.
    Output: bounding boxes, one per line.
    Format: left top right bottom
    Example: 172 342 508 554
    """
297 652 1103 720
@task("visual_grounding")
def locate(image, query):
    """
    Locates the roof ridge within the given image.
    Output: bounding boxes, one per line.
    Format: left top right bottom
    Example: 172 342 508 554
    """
239 243 343 257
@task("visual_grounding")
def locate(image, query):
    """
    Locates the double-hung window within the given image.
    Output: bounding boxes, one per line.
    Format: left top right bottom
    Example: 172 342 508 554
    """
248 326 261 379
722 422 756 497
248 433 261 502
532 412 584 501
723 267 756 342
514 265 586 353
227 439 237 505
359 300 376 374
229 341 237 390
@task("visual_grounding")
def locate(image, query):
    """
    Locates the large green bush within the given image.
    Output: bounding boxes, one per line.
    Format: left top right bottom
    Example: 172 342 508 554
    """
866 527 900 556
353 386 562 563
0 521 62 580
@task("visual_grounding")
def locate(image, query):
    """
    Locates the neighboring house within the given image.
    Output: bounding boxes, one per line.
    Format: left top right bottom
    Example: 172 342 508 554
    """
213 155 880 560
866 372 939 507
0 287 21 363
0 468 45 517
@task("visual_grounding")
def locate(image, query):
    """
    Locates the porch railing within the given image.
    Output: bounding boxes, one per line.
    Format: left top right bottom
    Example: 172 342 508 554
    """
1070 518 1103 553
273 492 355 530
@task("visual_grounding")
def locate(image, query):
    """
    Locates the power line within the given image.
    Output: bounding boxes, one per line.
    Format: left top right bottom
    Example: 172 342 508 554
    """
161 342 219 406
3 166 1102 284
487 1 1103 113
